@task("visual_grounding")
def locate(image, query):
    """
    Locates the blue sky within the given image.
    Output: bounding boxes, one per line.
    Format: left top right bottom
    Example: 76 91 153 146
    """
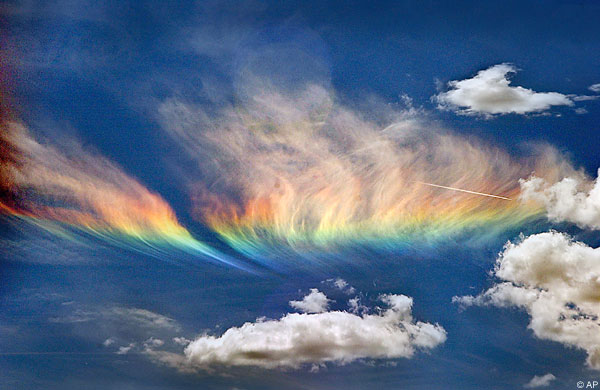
2 1 600 389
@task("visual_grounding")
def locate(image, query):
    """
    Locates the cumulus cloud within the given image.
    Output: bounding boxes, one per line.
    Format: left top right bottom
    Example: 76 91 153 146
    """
289 289 331 313
348 297 369 315
334 278 348 289
520 170 600 230
144 337 165 348
176 291 445 370
434 64 573 116
454 231 600 369
173 337 191 346
335 279 355 294
116 343 136 355
325 278 356 295
589 83 600 93
524 373 556 388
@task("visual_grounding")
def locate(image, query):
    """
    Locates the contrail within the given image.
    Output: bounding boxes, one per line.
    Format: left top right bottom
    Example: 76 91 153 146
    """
415 181 512 200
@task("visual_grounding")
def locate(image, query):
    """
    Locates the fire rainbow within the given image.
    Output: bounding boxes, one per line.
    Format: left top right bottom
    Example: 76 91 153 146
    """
162 85 573 260
0 121 248 270
200 184 547 260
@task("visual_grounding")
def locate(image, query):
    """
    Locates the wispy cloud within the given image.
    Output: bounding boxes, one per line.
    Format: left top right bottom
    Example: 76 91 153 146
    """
159 82 575 260
589 83 600 93
325 278 356 295
0 121 241 268
524 373 556 388
49 306 180 331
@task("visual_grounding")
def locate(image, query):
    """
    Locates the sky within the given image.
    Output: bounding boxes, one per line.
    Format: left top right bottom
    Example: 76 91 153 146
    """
1 1 600 389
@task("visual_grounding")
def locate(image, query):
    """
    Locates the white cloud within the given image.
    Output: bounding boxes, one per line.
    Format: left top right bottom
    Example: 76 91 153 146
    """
55 306 180 331
333 278 348 290
48 309 95 323
144 337 164 348
173 337 191 346
325 278 356 295
348 297 369 315
181 292 446 370
589 83 600 93
50 305 182 357
434 64 573 116
571 95 599 102
289 289 331 313
144 349 195 374
109 308 180 331
520 170 600 230
524 373 556 388
334 278 356 294
116 343 136 355
455 231 600 370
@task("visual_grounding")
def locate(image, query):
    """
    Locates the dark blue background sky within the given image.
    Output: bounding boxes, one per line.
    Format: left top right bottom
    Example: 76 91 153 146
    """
2 1 600 389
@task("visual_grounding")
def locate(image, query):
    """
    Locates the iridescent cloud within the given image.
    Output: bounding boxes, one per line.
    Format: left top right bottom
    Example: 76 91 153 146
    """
0 120 242 268
159 84 576 259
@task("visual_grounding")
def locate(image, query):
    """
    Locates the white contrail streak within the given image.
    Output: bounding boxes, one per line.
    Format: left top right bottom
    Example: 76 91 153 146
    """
415 181 512 200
